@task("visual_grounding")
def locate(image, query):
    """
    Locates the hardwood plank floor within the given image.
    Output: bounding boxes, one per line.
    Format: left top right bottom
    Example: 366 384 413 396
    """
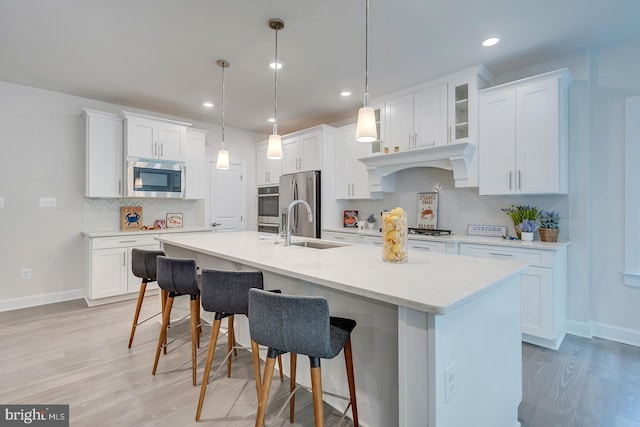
2 297 640 426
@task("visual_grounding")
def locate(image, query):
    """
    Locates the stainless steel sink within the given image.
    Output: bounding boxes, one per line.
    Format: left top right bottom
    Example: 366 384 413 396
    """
290 240 345 249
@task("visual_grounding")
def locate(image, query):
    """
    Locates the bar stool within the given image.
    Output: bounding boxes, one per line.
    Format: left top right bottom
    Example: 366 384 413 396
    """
248 289 358 427
195 269 283 421
128 248 166 348
152 256 201 386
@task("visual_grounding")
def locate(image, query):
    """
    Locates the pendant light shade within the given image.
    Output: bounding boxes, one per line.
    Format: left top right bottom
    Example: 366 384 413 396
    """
355 0 378 143
267 18 284 160
216 59 230 170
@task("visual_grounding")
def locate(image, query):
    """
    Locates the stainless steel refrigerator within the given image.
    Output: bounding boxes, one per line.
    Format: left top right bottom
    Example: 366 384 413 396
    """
279 170 321 238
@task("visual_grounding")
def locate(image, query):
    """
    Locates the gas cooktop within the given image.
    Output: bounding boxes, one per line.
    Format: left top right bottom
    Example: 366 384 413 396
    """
407 228 452 236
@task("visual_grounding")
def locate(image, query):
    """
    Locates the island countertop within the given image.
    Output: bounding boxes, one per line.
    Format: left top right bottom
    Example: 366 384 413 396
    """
156 231 527 315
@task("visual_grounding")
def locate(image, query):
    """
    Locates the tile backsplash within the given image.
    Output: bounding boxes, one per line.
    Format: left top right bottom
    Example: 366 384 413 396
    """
83 198 204 231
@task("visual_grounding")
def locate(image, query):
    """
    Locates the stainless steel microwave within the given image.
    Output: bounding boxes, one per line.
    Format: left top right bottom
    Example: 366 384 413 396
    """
127 160 185 198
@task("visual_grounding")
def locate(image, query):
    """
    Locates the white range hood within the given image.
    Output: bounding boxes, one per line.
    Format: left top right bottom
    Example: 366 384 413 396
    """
358 142 477 188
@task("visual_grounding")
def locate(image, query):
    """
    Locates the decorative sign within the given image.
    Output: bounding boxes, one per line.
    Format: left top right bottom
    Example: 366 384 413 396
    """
343 210 359 228
417 192 438 229
121 206 143 231
166 213 183 228
467 224 507 237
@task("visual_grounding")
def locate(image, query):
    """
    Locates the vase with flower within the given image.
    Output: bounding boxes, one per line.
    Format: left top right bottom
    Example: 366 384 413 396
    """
518 219 538 241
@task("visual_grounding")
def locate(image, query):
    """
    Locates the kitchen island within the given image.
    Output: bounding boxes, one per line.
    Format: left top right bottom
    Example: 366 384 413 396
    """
157 231 527 427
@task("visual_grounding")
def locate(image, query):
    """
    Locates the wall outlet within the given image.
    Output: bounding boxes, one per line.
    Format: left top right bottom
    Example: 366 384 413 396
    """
21 268 32 279
445 361 456 403
39 197 57 208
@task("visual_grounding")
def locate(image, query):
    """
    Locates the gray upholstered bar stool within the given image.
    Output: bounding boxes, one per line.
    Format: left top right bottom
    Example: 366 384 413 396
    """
249 289 358 427
195 269 283 421
128 248 166 348
152 256 201 386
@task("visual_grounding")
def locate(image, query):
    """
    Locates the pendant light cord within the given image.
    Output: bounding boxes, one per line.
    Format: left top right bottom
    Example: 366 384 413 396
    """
273 27 279 135
363 0 370 108
221 62 226 148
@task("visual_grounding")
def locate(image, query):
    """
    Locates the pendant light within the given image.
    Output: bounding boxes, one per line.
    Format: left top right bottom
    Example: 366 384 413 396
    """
355 0 377 143
267 18 284 159
216 59 230 170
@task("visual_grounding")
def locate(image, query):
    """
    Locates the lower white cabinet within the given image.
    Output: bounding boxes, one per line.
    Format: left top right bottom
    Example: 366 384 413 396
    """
323 230 360 244
84 235 160 305
459 243 567 349
408 240 447 253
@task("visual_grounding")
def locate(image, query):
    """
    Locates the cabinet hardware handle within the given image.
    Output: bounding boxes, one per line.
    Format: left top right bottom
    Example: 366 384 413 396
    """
413 246 431 250
489 252 513 257
334 236 345 240
160 143 164 157
153 142 157 156
371 241 382 246
518 170 522 190
119 240 137 243
414 133 418 147
123 251 126 266
509 171 512 190
449 126 452 143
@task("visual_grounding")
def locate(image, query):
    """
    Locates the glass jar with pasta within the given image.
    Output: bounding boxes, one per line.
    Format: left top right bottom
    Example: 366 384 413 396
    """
381 207 408 264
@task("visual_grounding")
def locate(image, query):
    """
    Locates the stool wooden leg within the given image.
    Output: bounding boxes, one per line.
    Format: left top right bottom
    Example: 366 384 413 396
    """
152 295 173 375
343 338 358 426
195 317 222 421
255 355 276 427
128 281 147 348
278 354 284 381
161 290 168 355
196 295 202 348
310 361 324 427
290 352 297 423
227 315 235 378
250 340 262 402
190 298 199 386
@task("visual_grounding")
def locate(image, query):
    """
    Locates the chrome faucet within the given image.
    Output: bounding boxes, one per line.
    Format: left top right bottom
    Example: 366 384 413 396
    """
285 199 313 246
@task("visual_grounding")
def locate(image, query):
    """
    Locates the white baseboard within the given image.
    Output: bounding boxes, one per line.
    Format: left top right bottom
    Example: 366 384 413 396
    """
0 289 85 312
566 320 593 339
591 322 640 348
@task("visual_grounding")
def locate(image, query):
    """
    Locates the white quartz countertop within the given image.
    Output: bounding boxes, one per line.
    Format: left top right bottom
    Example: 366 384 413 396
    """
157 231 527 315
82 227 213 238
323 227 569 251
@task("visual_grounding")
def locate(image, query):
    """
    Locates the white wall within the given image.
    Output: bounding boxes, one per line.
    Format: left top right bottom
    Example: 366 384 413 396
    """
0 80 264 310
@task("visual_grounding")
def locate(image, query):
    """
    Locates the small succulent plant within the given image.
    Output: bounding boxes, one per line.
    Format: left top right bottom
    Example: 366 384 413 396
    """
539 210 560 229
366 214 376 223
518 219 539 233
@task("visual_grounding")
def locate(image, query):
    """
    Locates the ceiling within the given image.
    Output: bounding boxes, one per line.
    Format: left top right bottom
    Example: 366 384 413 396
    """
1 0 639 135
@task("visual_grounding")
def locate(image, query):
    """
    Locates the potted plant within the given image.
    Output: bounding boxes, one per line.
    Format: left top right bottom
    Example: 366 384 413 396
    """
518 219 538 241
366 214 377 229
538 210 560 242
501 205 539 238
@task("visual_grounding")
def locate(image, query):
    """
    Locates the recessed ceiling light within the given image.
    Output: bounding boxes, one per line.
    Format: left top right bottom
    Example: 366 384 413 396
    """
482 37 500 47
268 117 276 123
269 61 283 70
340 90 352 97
202 101 214 108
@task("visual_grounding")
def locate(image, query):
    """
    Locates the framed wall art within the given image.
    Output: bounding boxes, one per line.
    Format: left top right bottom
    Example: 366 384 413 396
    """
121 206 143 231
166 213 183 228
417 192 438 229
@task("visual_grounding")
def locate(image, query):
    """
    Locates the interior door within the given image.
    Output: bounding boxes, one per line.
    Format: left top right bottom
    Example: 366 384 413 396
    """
210 160 247 231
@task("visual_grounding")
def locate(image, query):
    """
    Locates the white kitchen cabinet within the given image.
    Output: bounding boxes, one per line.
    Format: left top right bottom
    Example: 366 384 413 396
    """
478 69 571 195
84 234 160 305
335 124 375 199
83 109 124 198
323 230 360 244
256 141 282 186
459 242 567 349
282 129 322 174
123 112 190 162
387 83 447 152
184 128 207 199
408 240 447 253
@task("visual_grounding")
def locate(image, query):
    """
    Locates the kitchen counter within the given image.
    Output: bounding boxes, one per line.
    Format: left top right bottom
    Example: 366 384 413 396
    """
82 227 213 238
323 226 569 250
157 231 525 427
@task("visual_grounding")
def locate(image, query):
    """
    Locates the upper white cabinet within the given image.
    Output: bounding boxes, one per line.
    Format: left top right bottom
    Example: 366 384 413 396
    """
256 141 282 186
478 69 572 195
387 83 447 151
83 109 124 198
123 112 190 162
282 129 322 174
335 124 374 199
184 128 207 199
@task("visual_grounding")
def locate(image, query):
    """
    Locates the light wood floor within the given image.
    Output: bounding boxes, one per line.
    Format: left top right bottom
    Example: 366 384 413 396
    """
1 297 639 427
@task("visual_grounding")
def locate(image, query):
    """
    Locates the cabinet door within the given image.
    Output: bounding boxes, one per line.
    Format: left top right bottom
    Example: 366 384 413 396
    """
478 87 516 195
520 266 554 339
515 78 560 194
126 244 161 293
334 127 352 199
408 240 446 253
299 132 321 172
413 83 447 148
84 110 123 198
91 248 127 299
351 134 373 199
256 142 270 186
158 122 186 161
185 129 206 199
266 150 282 184
282 136 299 174
387 94 414 151
323 231 360 244
126 117 157 159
